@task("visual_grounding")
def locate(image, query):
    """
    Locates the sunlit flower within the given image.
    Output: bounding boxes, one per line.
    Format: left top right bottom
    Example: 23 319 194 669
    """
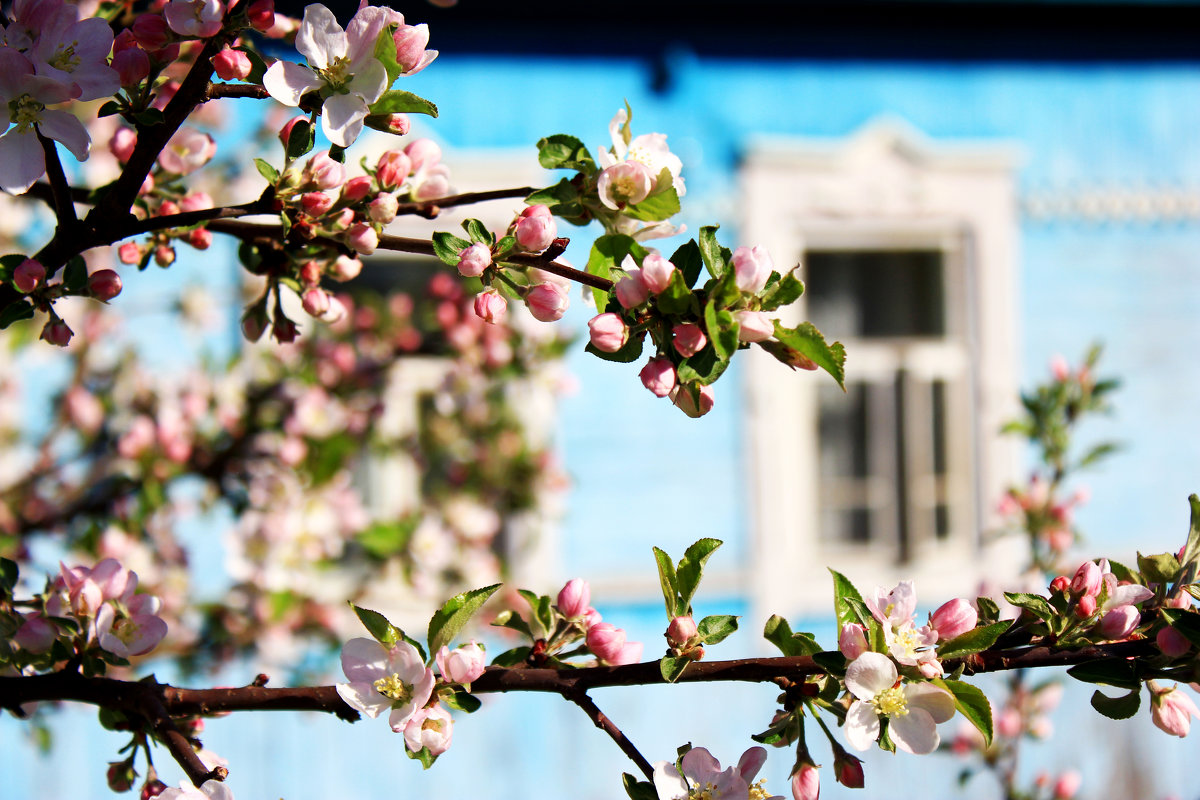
844 651 955 754
0 48 88 194
336 637 434 731
653 746 782 800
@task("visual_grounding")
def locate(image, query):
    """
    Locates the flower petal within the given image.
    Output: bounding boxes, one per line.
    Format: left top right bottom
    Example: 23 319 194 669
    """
340 637 388 682
263 61 324 107
321 92 369 148
680 747 722 783
0 129 46 195
736 746 767 782
38 110 91 162
845 651 897 700
295 3 345 70
906 682 956 724
890 707 939 754
335 681 390 718
652 761 688 800
844 700 880 751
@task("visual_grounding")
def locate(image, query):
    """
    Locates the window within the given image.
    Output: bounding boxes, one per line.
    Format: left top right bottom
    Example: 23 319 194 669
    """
739 119 1024 618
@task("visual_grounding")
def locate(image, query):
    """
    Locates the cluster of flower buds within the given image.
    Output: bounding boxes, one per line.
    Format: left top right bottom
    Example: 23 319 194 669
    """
998 474 1089 560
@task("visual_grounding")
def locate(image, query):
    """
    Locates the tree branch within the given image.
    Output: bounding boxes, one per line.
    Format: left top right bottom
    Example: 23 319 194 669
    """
35 130 78 229
565 688 654 780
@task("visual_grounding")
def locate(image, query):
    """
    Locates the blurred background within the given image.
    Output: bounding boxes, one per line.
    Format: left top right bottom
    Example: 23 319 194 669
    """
5 0 1200 797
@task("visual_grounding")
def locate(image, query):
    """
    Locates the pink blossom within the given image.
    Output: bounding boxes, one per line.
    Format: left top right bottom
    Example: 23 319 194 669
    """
611 640 643 665
110 128 138 163
457 243 491 278
332 255 363 281
653 746 766 800
336 637 435 731
305 150 346 190
791 765 819 800
1070 561 1101 597
14 614 56 653
1050 355 1071 382
672 323 706 357
588 313 628 353
403 703 453 756
392 21 438 75
1152 686 1199 737
586 622 626 663
639 356 677 398
844 652 956 754
113 47 151 87
164 0 223 38
615 269 650 309
1157 626 1192 658
376 149 413 189
341 175 373 202
96 601 168 658
65 387 104 433
597 106 685 202
436 641 486 685
132 14 173 51
526 282 569 322
301 288 330 317
732 245 773 294
597 160 653 210
834 752 864 788
406 138 442 173
473 289 506 324
158 127 216 175
0 49 90 195
88 270 123 302
930 599 977 641
41 319 73 347
1075 594 1096 618
557 578 591 619
1097 605 1139 639
734 310 774 342
346 222 378 255
247 0 275 30
671 383 714 418
212 48 252 81
640 254 676 294
1053 771 1081 800
13 258 44 293
514 204 557 252
838 623 868 659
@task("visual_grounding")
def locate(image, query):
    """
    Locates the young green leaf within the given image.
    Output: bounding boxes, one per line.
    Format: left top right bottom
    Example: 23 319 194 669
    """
1003 592 1055 621
653 546 679 619
1090 687 1141 720
254 158 280 184
675 538 723 613
771 322 846 389
696 614 738 645
1066 658 1141 690
937 679 993 747
350 603 400 647
536 134 596 172
698 225 726 278
669 239 704 288
660 655 690 682
829 569 866 631
369 90 438 118
427 584 502 655
432 232 471 266
936 621 1012 660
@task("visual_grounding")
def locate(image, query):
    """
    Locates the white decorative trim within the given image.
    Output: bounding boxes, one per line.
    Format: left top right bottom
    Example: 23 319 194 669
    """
1022 187 1200 223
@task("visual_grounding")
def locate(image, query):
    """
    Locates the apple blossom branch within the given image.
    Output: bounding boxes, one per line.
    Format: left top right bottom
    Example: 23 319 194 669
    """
565 688 655 780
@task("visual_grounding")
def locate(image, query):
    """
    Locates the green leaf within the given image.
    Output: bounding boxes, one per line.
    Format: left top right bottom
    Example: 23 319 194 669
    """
624 186 681 222
536 134 595 172
372 27 402 84
97 101 122 118
698 225 726 278
758 271 805 311
585 235 644 311
975 596 1001 622
463 218 493 246
432 232 471 266
654 269 694 316
490 609 533 639
1067 658 1141 690
286 119 315 160
585 334 644 364
443 689 482 713
1090 687 1141 720
1179 495 1200 581
408 745 437 769
134 108 164 127
1138 552 1181 584
490 646 531 667
1003 592 1055 621
623 774 658 800
937 679 993 747
232 45 268 84
1077 442 1120 469
829 569 865 631
937 621 1012 660
0 300 34 330
525 179 587 225
669 240 704 288
369 90 438 118
762 615 822 657
653 546 678 619
1107 559 1137 584
812 650 847 677
696 614 738 645
62 257 85 292
771 322 847 389
328 145 346 163
428 584 502 655
350 603 401 647
1159 608 1200 647
703 300 738 361
254 158 280 184
675 538 723 613
676 346 729 387
660 655 690 682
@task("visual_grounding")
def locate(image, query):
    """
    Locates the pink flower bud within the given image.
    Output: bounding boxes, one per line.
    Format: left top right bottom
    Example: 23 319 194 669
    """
301 288 330 317
247 0 275 30
405 138 442 172
1075 594 1096 618
525 282 569 322
14 614 56 653
1049 575 1070 594
588 313 628 353
838 623 868 659
640 254 676 294
341 175 373 203
374 113 411 135
132 14 172 51
113 47 151 86
241 312 267 342
301 192 334 217
13 258 44 293
1050 355 1070 382
368 193 399 224
586 622 626 663
376 149 413 190
732 245 773 294
996 707 1022 738
615 270 650 309
515 205 557 252
473 289 506 324
436 641 486 685
332 255 363 282
279 116 306 147
457 243 491 278
557 578 591 619
734 309 774 342
1071 561 1101 597
306 151 345 190
107 762 136 793
347 223 378 255
180 192 213 213
110 128 138 163
329 208 355 231
672 323 707 357
930 598 978 641
212 48 252 81
639 356 677 398
666 615 698 649
834 753 865 788
671 383 715 417
791 765 820 800
157 200 181 217
917 658 943 679
154 245 176 266
1152 686 1200 737
186 229 212 250
272 316 298 343
1158 626 1192 658
393 23 434 74
88 270 123 302
41 319 73 347
1097 605 1139 640
141 779 168 800
612 640 643 665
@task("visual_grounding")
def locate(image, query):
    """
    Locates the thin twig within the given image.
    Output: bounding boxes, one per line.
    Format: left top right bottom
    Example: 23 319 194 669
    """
36 130 78 229
566 688 654 780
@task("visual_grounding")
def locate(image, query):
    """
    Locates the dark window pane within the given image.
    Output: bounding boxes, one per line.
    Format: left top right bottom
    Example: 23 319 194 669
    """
821 507 872 544
805 250 945 338
818 383 869 478
932 379 948 475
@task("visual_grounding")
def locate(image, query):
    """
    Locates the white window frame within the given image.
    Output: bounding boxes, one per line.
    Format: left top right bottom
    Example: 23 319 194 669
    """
740 118 1026 621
